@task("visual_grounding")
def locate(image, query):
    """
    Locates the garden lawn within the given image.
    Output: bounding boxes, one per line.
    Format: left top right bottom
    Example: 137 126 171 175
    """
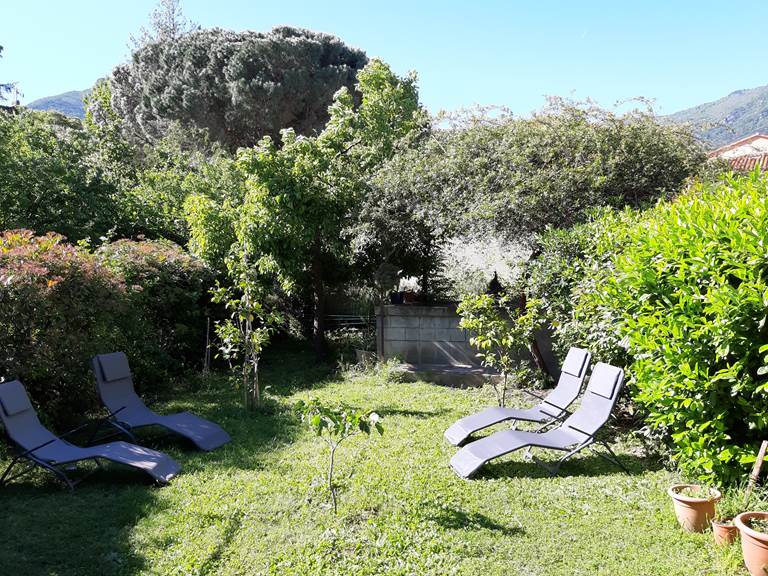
0 346 745 575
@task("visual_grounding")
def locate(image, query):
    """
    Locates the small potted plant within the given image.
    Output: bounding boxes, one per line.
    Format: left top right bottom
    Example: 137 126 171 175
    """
668 483 721 532
712 487 744 546
734 512 768 576
398 277 420 304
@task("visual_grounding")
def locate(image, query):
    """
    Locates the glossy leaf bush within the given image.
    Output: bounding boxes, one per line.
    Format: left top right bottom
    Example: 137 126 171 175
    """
594 172 768 482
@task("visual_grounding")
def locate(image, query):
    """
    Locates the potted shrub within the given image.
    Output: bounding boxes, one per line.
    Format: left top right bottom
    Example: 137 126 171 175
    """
735 512 768 576
712 487 744 546
668 483 721 532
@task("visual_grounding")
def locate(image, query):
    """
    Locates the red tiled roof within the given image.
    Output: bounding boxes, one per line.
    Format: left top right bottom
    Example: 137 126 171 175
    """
728 154 768 171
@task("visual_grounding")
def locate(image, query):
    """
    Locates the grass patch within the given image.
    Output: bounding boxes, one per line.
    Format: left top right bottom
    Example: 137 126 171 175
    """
0 344 744 575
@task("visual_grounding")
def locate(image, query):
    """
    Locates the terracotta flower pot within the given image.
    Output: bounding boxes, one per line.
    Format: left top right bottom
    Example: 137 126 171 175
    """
402 291 418 304
735 512 768 576
667 484 721 532
712 519 739 546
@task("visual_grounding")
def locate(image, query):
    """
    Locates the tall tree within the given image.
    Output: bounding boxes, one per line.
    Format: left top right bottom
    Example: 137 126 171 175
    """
186 59 425 358
130 0 197 48
111 27 368 150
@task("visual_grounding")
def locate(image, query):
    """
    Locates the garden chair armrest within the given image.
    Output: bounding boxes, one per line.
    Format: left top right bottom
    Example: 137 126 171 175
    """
539 407 563 420
522 389 545 401
542 400 571 417
85 406 128 445
565 424 599 441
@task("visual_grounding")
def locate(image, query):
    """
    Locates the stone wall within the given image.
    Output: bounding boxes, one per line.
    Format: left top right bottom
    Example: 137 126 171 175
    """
376 304 480 366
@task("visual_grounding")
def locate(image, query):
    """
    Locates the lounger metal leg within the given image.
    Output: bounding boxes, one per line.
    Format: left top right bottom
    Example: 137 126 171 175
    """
589 441 630 474
105 420 137 443
532 440 593 476
0 454 23 485
38 459 76 491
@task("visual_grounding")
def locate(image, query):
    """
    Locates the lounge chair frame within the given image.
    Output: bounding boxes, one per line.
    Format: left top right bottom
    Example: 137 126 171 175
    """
444 348 591 446
0 406 127 490
450 362 627 479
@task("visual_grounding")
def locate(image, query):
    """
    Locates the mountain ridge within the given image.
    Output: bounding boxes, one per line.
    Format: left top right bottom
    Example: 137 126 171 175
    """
27 89 89 119
666 84 768 148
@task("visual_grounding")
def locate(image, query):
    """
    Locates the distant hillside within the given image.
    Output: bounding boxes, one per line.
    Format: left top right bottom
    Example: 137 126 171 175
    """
27 89 89 119
668 85 768 148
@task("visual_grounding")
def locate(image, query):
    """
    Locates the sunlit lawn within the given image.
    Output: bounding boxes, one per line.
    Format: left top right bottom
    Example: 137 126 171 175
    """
0 344 745 575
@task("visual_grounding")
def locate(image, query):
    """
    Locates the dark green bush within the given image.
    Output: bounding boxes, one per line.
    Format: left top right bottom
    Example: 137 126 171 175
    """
0 110 122 242
96 239 213 371
578 172 768 482
0 230 131 425
525 208 636 364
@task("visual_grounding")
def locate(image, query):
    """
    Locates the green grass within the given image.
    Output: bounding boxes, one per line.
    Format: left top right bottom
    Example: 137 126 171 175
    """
0 345 746 575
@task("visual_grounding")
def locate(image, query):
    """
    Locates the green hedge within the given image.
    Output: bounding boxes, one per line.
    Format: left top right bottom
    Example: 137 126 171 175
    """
531 172 768 482
601 172 768 482
97 239 213 371
0 231 132 425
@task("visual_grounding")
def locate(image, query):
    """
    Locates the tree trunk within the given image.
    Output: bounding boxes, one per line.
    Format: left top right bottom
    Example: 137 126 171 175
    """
311 235 326 360
328 443 338 515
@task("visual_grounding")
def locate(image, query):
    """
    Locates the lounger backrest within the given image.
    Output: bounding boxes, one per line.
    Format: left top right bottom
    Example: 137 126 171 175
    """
542 347 591 409
92 352 145 413
0 380 58 451
561 362 624 438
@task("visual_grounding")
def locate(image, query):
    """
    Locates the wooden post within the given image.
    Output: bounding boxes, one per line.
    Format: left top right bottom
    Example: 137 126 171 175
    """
744 440 768 506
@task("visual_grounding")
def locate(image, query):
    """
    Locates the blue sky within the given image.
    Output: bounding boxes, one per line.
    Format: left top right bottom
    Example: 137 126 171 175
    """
1 0 767 115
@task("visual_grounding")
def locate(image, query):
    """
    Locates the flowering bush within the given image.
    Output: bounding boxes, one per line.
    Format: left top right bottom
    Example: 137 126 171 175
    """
0 230 130 424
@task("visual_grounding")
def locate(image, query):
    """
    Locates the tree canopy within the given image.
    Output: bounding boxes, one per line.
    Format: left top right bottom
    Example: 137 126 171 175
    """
186 59 426 356
110 26 369 150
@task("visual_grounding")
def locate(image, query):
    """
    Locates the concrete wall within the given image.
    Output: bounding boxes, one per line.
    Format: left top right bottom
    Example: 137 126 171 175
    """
376 304 481 366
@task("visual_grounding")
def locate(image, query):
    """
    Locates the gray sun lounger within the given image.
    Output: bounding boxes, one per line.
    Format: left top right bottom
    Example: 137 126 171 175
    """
444 347 591 446
450 362 626 479
0 380 180 488
92 352 230 451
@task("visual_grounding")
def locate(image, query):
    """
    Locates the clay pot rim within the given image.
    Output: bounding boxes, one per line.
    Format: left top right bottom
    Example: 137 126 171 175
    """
668 483 722 504
735 511 768 540
712 518 736 527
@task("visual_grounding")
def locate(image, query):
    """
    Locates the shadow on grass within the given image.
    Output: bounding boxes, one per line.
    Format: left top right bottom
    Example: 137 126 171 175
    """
376 406 452 419
259 340 336 397
428 506 525 537
478 450 663 481
0 471 161 575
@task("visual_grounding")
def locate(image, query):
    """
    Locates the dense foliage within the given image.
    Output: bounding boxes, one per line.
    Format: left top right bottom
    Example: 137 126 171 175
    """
0 110 122 241
110 26 368 150
0 231 129 424
96 239 213 370
527 172 768 482
372 101 706 248
592 172 768 482
187 59 425 356
0 231 214 425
